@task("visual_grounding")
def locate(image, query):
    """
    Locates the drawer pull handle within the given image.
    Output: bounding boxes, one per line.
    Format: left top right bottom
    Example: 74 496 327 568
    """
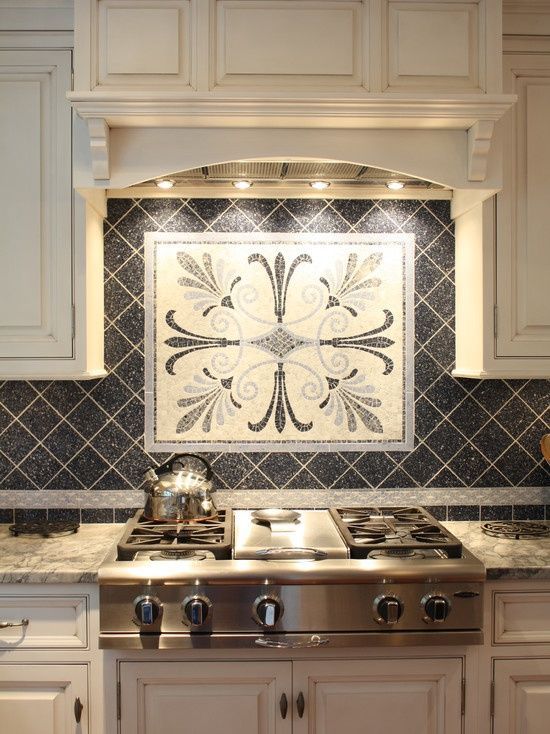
0 618 29 629
279 693 288 719
297 691 305 718
74 697 83 723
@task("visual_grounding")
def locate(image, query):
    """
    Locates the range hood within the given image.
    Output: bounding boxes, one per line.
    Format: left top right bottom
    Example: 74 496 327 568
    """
70 0 516 214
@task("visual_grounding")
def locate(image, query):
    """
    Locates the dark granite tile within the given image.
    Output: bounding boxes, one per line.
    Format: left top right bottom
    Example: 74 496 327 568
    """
0 508 14 523
472 466 512 488
306 453 350 487
42 382 86 415
426 467 465 487
521 463 550 487
113 445 153 487
399 444 444 485
233 199 280 226
516 380 550 415
14 508 47 523
0 382 38 416
424 229 454 273
353 453 398 487
106 199 136 226
115 507 140 523
280 199 327 227
89 375 134 415
285 468 324 489
448 505 480 521
0 406 12 434
92 467 133 490
354 206 396 233
186 198 231 225
259 205 303 232
379 467 416 488
448 444 490 485
44 468 84 490
449 397 492 439
114 205 157 250
104 325 135 369
415 254 446 298
236 468 278 489
495 395 538 436
494 444 538 485
42 423 86 464
115 254 144 298
424 505 447 520
481 505 513 521
414 350 444 393
414 396 444 439
116 349 145 393
306 208 350 233
67 446 110 485
405 205 446 249
330 199 375 226
423 200 452 226
423 326 455 370
211 205 256 232
19 398 60 440
471 380 514 413
114 301 145 345
0 422 37 463
2 467 37 489
114 397 145 440
331 467 369 489
254 454 300 486
425 374 468 414
94 421 134 463
47 508 81 523
103 229 134 273
513 504 545 520
66 397 109 439
19 446 63 485
377 199 421 227
163 204 206 232
415 302 444 344
424 277 454 323
472 420 513 463
81 508 115 523
210 453 254 488
424 421 465 462
104 276 134 322
139 198 184 227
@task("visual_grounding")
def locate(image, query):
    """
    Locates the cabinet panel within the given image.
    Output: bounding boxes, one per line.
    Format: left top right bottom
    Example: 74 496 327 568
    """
293 657 463 734
493 659 550 734
383 0 482 91
494 592 550 645
0 49 73 359
213 0 365 89
0 663 88 734
96 0 193 88
0 596 88 650
497 52 550 358
119 660 292 734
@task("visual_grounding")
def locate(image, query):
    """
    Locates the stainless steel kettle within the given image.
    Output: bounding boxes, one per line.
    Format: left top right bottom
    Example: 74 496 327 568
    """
143 454 217 522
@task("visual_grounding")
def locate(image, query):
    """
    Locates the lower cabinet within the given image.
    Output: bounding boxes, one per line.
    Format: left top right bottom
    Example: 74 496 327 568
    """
119 657 463 734
493 658 550 734
0 663 88 734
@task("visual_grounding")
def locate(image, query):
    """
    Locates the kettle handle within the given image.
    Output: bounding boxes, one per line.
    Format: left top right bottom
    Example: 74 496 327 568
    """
156 453 213 480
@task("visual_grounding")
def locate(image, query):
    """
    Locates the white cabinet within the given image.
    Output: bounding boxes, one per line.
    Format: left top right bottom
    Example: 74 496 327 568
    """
119 660 292 734
292 658 463 734
118 657 463 734
0 42 105 379
453 38 550 378
493 659 550 734
0 663 88 734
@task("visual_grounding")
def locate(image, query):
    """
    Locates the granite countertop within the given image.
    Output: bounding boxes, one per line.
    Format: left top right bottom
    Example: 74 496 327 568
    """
444 521 550 580
1 520 550 584
0 524 123 583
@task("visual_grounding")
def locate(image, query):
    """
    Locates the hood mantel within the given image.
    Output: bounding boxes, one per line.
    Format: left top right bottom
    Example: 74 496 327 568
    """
70 0 515 198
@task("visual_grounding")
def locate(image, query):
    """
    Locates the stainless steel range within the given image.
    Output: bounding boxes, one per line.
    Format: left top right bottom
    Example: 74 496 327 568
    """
99 506 485 649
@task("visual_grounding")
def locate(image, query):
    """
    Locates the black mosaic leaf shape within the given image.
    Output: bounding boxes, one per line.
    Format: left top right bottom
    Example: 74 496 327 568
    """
248 364 313 434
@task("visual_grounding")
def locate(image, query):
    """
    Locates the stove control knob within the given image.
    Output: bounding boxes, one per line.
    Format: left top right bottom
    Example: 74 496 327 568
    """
253 596 283 627
183 596 211 627
134 596 162 626
373 595 403 625
423 594 451 623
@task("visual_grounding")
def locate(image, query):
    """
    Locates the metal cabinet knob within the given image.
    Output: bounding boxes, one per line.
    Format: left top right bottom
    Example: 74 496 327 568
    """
74 697 83 724
0 618 29 629
279 693 288 719
297 691 305 719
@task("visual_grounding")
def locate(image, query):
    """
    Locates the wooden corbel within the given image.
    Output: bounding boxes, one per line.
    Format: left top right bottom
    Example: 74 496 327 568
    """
468 120 495 182
88 118 110 180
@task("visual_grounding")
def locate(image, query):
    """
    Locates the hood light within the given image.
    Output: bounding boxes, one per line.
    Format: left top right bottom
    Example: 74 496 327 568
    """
310 181 330 190
386 180 405 190
156 178 175 190
232 180 252 189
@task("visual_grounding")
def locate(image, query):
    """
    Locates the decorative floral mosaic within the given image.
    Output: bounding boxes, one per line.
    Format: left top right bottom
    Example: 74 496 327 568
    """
145 233 414 451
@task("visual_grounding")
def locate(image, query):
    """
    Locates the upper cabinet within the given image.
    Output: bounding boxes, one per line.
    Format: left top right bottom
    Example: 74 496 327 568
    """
0 38 105 379
453 35 550 378
74 0 503 94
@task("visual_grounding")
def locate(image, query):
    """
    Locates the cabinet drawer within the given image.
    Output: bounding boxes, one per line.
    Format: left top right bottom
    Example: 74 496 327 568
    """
0 596 88 649
493 592 550 644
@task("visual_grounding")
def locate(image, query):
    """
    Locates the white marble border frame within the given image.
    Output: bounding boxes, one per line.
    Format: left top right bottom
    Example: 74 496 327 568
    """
144 232 415 453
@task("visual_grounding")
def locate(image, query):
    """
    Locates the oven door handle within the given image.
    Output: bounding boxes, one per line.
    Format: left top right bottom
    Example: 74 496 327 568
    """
255 634 330 649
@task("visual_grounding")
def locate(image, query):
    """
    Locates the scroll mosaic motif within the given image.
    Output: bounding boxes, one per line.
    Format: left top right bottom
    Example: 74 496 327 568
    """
145 233 414 451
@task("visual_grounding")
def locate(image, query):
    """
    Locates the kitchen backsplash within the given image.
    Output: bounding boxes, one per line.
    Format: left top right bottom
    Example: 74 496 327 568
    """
0 197 548 522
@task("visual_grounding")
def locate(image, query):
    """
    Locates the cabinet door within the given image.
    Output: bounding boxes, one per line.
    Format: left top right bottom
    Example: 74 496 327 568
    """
293 658 463 734
497 52 550 358
119 660 292 734
0 49 73 359
493 658 550 734
0 663 88 734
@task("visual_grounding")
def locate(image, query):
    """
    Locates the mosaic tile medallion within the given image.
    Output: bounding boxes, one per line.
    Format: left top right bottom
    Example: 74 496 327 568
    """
146 232 414 452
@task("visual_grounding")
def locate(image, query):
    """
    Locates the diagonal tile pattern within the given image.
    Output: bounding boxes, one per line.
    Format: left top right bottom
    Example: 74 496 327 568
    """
0 198 546 510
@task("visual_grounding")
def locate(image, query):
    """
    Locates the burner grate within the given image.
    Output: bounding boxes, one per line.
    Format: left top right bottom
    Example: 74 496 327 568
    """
117 510 233 560
9 521 79 538
481 521 550 540
330 507 463 559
